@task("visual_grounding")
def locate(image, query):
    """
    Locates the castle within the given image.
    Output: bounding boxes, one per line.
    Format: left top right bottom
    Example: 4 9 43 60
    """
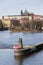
0 10 43 30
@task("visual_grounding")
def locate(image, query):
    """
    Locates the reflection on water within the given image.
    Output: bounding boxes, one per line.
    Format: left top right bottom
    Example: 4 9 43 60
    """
0 48 43 65
14 50 43 65
0 31 43 48
14 56 23 65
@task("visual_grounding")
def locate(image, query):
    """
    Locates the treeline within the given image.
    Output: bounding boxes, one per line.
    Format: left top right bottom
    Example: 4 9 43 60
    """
21 20 42 30
10 18 43 31
0 17 43 31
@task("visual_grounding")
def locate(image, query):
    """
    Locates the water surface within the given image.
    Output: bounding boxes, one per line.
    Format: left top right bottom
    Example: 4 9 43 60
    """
0 31 43 65
0 31 43 46
0 49 43 65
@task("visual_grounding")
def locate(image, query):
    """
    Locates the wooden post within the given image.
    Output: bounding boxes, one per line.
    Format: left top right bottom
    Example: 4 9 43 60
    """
18 38 23 49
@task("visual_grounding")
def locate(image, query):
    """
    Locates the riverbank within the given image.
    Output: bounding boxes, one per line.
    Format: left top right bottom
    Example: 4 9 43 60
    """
10 29 42 33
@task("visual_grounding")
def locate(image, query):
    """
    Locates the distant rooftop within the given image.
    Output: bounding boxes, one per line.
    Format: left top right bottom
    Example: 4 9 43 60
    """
1 10 43 17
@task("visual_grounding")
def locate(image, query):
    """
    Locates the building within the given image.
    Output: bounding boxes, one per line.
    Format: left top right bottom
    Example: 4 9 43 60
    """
2 16 10 28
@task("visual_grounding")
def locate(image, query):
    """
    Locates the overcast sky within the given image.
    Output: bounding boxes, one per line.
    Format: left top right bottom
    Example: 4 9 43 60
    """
0 0 43 16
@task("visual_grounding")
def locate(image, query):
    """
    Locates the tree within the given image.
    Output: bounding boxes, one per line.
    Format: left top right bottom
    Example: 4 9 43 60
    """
36 21 42 30
0 20 3 30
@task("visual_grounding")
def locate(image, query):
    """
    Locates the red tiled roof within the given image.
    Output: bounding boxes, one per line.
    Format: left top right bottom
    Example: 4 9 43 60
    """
33 14 43 17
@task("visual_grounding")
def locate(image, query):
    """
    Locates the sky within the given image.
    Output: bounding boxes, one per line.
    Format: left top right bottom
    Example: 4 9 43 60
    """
0 0 43 16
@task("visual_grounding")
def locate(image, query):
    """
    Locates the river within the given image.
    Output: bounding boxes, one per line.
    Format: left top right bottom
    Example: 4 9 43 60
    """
0 30 43 65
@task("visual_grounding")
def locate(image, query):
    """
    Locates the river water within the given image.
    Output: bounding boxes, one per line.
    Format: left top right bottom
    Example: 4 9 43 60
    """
0 30 43 65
